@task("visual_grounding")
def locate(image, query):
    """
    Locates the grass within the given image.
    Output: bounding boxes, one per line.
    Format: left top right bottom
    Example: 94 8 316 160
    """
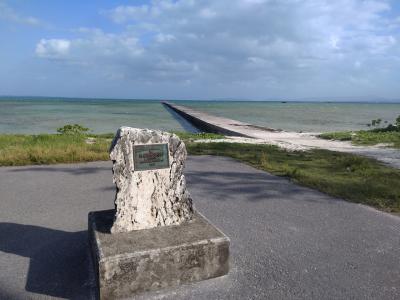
1 132 399 212
172 131 224 141
0 132 222 166
319 128 400 148
89 131 224 140
187 142 400 212
0 134 110 166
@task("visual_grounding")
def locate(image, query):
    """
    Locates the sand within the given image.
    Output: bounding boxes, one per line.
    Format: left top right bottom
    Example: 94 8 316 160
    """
194 131 400 169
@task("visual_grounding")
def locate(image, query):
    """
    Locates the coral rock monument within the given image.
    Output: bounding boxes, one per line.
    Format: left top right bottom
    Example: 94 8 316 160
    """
88 127 230 299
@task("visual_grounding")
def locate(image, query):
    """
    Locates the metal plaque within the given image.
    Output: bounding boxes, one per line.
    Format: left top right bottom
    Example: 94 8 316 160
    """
133 143 170 171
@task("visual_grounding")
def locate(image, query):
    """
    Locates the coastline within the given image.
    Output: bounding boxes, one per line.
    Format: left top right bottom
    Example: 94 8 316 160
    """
2 98 400 134
163 102 400 169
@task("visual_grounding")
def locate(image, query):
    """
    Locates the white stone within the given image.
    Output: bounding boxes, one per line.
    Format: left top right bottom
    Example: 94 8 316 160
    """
109 127 193 233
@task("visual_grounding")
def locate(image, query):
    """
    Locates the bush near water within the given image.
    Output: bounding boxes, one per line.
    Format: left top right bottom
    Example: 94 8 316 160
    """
57 124 89 135
319 115 400 148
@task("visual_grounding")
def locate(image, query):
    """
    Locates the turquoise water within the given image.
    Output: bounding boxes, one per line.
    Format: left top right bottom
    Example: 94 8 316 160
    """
0 98 399 134
0 99 186 134
181 101 400 132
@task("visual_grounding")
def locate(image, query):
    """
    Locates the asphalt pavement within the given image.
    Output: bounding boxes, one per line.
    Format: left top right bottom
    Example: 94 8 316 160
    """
0 156 399 299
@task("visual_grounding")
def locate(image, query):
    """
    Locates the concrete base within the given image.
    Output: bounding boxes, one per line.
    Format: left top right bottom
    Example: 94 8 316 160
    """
88 209 230 299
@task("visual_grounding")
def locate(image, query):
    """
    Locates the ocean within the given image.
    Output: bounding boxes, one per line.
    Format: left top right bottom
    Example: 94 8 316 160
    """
1 98 399 134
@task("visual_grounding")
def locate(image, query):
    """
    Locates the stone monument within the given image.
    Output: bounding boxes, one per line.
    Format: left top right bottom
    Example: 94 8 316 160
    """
88 127 230 299
110 127 194 232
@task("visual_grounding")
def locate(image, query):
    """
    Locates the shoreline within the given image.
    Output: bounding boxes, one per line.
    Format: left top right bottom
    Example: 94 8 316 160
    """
163 102 400 169
2 99 400 135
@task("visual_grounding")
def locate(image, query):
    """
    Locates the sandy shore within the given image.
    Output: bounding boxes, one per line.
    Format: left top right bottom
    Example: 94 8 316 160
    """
194 132 400 169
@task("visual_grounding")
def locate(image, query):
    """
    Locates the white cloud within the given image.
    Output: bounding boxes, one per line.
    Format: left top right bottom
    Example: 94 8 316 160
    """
106 5 149 24
155 33 175 43
34 0 400 98
0 1 41 25
329 36 340 50
199 8 216 18
36 39 71 58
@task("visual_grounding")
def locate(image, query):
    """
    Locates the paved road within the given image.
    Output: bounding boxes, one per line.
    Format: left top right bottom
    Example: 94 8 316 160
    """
0 156 399 299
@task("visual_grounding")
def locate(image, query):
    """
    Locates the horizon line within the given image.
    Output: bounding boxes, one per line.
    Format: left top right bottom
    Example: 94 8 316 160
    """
1 95 400 104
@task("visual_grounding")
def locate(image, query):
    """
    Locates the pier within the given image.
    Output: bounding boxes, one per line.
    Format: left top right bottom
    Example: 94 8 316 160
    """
162 101 400 169
162 101 278 138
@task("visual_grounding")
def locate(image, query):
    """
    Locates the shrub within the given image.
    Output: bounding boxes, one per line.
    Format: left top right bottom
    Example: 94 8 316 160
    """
57 124 89 135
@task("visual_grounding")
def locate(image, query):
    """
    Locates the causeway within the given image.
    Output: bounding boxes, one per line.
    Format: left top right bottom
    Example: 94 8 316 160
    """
163 101 400 169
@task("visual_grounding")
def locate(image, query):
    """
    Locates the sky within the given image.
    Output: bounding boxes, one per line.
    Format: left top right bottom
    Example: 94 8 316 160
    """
0 0 399 100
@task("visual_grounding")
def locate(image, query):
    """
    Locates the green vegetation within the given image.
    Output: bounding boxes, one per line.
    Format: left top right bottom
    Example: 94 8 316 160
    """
172 131 224 141
319 131 353 141
57 124 89 135
0 129 222 166
1 125 399 213
367 115 400 129
319 115 400 148
0 134 110 166
187 142 400 212
319 130 400 148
